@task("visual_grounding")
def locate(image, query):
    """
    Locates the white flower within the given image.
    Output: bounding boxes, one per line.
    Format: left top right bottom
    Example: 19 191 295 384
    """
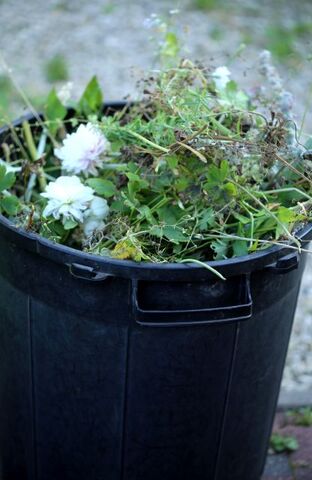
83 197 109 237
212 66 231 90
57 81 73 105
41 176 95 223
54 123 110 176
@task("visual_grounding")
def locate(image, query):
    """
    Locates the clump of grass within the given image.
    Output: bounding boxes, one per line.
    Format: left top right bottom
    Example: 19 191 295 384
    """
270 433 299 453
44 54 69 83
193 0 219 10
102 3 116 15
265 25 296 61
287 407 312 427
265 21 312 62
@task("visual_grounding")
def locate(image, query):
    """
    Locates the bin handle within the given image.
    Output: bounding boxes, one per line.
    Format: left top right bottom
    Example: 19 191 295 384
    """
132 276 253 327
67 263 112 281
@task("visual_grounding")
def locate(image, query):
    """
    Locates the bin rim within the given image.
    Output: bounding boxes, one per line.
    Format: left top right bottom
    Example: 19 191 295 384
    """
1 108 312 282
1 207 311 282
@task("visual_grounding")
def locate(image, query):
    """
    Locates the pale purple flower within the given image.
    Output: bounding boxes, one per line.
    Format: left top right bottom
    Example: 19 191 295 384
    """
54 123 110 176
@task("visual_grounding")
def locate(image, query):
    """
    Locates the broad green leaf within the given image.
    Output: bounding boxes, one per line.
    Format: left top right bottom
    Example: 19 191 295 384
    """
86 178 116 197
205 160 229 188
126 172 148 201
44 88 67 134
40 221 65 242
232 239 248 257
275 206 304 239
157 205 182 226
126 172 148 188
0 169 16 192
162 225 188 243
78 76 103 116
63 218 78 230
277 206 298 224
223 182 237 197
219 80 249 109
110 199 130 214
0 195 20 215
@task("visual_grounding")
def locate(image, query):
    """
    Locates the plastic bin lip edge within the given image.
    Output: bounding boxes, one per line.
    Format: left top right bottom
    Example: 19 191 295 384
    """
0 213 311 281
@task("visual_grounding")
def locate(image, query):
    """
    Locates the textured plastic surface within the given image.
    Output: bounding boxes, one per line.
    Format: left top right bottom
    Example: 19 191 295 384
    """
0 107 311 480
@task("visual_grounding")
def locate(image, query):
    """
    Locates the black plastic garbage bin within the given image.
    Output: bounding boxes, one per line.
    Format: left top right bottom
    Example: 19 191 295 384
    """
0 113 311 480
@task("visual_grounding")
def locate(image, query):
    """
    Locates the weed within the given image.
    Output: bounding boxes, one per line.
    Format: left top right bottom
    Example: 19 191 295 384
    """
287 407 312 427
270 433 299 453
44 55 69 83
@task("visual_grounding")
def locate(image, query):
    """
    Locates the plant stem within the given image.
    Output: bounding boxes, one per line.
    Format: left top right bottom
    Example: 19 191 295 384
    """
125 129 170 153
178 258 226 280
22 121 37 162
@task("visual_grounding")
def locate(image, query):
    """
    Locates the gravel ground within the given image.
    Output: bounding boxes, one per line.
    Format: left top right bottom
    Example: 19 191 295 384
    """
0 0 311 393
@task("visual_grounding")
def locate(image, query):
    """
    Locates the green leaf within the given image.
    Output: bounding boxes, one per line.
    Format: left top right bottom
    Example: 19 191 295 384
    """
275 206 304 238
137 205 156 225
86 178 116 197
0 165 6 179
126 172 148 187
40 221 65 242
0 168 16 192
0 195 20 215
126 172 149 201
277 206 298 224
232 212 250 224
219 80 249 109
220 160 229 181
157 205 182 226
162 225 188 243
161 32 180 59
211 238 229 259
63 218 78 230
232 239 248 257
166 154 179 170
175 177 190 192
44 88 67 134
223 182 237 197
110 199 130 213
78 76 103 116
198 208 215 231
205 160 229 188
